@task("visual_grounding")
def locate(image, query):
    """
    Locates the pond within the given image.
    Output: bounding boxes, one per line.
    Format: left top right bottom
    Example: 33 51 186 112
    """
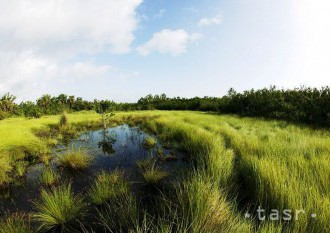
0 124 186 215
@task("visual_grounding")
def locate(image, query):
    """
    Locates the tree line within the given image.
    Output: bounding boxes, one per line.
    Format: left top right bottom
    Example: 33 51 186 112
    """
1 86 329 126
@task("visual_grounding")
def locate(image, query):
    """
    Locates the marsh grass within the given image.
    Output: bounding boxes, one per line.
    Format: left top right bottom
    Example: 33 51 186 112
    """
57 148 92 170
15 161 29 177
98 193 139 232
40 168 59 187
33 184 86 232
143 136 157 149
137 159 168 187
0 152 12 185
0 214 31 233
89 170 129 205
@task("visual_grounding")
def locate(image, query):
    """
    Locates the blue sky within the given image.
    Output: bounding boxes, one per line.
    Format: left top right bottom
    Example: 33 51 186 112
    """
0 0 329 102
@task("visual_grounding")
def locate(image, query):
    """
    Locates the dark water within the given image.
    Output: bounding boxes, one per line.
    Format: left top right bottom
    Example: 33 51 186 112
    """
0 125 185 215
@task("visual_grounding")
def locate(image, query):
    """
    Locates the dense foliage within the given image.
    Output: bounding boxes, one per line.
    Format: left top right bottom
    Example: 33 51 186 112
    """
1 86 329 126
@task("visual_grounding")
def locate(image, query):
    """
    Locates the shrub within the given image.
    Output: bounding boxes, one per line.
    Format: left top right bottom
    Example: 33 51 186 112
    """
33 184 86 232
59 112 69 128
0 111 10 120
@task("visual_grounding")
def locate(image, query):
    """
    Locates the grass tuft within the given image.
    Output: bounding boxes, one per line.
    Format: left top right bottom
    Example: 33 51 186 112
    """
33 184 86 232
40 168 59 187
57 148 92 170
143 136 157 149
89 170 129 205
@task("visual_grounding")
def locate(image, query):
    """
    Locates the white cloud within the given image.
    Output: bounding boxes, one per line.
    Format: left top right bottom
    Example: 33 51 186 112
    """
198 15 222 27
0 0 143 99
137 29 201 56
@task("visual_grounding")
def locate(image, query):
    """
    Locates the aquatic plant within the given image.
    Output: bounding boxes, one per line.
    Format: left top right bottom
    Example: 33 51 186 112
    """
89 170 129 205
143 136 157 149
33 184 86 232
57 148 92 170
40 168 59 187
0 214 31 233
138 163 168 187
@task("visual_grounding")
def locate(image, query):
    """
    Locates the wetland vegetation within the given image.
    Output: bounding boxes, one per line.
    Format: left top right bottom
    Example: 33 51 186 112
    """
0 89 330 232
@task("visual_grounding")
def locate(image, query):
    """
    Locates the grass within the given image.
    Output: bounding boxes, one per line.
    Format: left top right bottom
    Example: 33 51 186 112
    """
40 168 59 187
137 158 168 187
1 110 330 232
98 193 139 231
89 170 129 205
33 184 86 232
0 214 31 233
143 136 157 148
57 148 92 170
0 152 13 184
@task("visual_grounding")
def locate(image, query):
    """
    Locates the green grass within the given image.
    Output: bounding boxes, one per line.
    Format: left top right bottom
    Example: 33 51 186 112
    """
40 168 59 187
89 170 129 205
137 158 168 187
33 184 86 232
143 136 157 149
57 148 92 170
0 214 31 233
0 152 13 184
1 110 330 232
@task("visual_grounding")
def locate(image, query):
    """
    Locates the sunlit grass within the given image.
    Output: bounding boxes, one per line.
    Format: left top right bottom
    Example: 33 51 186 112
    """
57 148 92 170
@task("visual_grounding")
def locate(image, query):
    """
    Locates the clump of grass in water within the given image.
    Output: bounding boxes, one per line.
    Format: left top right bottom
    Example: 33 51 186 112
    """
57 148 92 170
40 168 59 187
33 184 86 232
0 214 31 233
89 170 129 205
143 136 157 149
137 158 168 187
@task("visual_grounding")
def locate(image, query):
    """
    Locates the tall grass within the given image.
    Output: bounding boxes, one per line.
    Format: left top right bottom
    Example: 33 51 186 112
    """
1 110 330 232
33 184 86 232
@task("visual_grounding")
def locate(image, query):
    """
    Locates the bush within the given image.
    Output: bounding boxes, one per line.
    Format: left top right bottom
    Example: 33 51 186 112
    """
0 111 10 120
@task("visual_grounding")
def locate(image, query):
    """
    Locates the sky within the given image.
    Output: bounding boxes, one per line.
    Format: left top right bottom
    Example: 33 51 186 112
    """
0 0 329 102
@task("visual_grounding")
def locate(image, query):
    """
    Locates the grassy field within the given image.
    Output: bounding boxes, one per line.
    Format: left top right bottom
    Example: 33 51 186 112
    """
0 110 329 232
